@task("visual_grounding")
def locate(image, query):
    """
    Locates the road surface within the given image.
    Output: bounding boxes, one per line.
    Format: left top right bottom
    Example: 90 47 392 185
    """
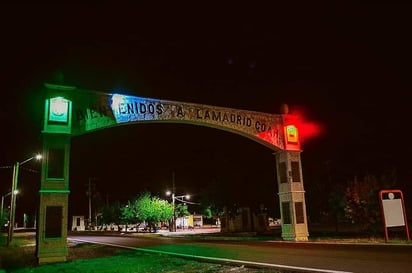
68 232 412 273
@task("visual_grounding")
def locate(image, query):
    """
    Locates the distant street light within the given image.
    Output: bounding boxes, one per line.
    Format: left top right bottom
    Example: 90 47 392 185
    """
1 190 18 229
166 191 190 232
166 172 190 232
7 154 42 246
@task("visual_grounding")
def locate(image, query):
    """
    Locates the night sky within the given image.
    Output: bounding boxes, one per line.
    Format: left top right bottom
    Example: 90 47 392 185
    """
1 3 412 222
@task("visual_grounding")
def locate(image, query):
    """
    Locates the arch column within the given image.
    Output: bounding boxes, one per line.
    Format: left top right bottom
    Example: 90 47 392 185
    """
275 150 309 241
36 96 72 264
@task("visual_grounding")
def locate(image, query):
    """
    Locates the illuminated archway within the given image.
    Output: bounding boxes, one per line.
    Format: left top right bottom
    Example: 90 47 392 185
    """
36 83 308 264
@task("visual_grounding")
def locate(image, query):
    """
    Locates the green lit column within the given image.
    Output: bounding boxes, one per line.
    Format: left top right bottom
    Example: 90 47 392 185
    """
37 95 72 264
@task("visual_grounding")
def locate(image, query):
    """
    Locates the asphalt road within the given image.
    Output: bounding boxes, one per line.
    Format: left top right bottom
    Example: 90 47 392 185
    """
68 232 412 273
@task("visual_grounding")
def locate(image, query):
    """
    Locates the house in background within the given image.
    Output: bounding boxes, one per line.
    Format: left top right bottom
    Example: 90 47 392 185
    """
71 216 85 231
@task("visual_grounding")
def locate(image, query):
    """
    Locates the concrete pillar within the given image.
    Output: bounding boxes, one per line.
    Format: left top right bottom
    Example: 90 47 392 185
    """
275 150 309 241
36 133 71 264
37 95 72 264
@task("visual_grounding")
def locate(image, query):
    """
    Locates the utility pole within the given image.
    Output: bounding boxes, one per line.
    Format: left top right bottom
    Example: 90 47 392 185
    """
165 172 194 232
172 172 176 232
7 162 19 246
87 177 99 229
88 177 92 229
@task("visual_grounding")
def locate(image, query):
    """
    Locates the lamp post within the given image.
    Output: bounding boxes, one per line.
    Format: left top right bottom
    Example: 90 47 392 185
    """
166 172 191 232
1 190 18 229
7 154 42 246
172 194 190 231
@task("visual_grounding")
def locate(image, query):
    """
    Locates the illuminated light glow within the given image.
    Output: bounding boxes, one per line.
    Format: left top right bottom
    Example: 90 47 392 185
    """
110 93 164 123
256 127 282 147
284 108 324 145
111 93 130 122
110 94 126 111
299 122 323 141
283 122 301 151
49 97 69 122
285 125 299 143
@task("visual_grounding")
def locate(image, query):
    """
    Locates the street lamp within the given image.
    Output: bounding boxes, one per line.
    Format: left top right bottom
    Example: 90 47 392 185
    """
7 154 42 246
1 190 18 229
165 172 192 232
166 190 190 232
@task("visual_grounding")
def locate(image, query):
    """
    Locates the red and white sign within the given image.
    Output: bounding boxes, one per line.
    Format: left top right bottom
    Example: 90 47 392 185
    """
379 189 410 242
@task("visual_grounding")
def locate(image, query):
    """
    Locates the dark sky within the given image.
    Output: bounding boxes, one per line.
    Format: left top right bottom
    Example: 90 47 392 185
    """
1 3 412 220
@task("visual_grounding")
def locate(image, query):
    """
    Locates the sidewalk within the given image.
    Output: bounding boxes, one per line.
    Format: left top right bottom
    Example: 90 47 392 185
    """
158 226 222 236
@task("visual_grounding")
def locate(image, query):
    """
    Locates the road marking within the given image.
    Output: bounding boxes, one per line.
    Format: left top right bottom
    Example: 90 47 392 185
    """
69 238 353 273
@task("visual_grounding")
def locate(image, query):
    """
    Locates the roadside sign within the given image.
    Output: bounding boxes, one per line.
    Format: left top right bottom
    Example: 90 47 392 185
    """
379 189 410 242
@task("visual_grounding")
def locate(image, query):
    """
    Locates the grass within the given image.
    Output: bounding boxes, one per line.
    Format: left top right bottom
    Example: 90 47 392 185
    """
0 233 282 273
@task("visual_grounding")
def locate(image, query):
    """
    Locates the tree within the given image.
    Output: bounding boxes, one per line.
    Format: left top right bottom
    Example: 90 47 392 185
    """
122 191 174 231
92 191 104 227
198 184 224 221
153 196 174 223
328 183 346 232
121 200 139 226
175 203 190 218
101 201 123 230
343 171 396 233
203 206 213 219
